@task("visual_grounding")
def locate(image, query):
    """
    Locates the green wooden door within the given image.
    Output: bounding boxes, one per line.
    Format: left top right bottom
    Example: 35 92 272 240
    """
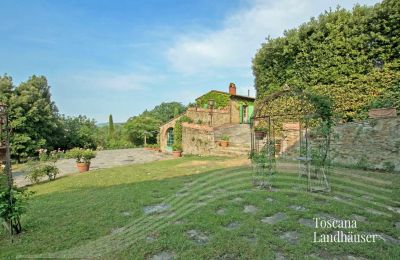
248 105 254 124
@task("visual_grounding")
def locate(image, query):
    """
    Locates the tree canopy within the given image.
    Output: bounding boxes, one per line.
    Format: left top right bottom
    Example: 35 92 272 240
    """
124 116 161 146
141 102 186 123
9 76 60 161
252 0 400 120
0 74 99 161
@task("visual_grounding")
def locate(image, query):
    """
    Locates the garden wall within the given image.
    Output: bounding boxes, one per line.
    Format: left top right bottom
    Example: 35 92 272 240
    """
186 107 231 126
330 117 400 171
182 123 252 156
182 123 215 155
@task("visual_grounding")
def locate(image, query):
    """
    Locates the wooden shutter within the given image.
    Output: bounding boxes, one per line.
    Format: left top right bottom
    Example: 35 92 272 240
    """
248 105 254 124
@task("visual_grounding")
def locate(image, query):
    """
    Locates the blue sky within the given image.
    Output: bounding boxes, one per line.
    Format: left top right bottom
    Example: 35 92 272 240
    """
0 0 380 123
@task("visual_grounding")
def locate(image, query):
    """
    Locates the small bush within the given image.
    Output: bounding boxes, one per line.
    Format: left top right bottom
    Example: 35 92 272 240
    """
221 135 229 141
0 187 32 234
66 148 96 163
24 162 59 183
173 143 182 151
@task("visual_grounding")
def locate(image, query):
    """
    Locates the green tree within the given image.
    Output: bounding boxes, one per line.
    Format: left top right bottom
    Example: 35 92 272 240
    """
59 115 98 150
145 102 186 123
124 116 161 146
252 0 400 120
0 74 13 105
9 75 60 162
108 114 115 140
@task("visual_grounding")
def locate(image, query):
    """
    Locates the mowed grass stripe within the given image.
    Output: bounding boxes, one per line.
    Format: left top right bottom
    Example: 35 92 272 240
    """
31 179 255 258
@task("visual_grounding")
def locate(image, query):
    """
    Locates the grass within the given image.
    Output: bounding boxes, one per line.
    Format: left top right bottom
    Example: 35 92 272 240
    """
0 156 399 259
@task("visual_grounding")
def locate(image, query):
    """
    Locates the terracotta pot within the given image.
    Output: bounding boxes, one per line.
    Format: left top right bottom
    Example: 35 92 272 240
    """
368 108 397 119
172 151 182 158
220 140 229 147
254 131 265 140
76 162 90 172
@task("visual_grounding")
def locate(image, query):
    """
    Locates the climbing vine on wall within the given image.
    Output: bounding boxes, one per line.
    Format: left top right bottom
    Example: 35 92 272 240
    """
252 0 400 121
236 100 254 108
173 116 192 151
196 92 230 109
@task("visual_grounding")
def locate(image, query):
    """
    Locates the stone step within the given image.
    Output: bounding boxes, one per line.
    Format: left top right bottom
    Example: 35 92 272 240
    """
210 151 249 157
214 145 250 151
211 145 251 157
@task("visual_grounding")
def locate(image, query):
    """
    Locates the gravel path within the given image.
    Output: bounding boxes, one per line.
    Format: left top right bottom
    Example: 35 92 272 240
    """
13 148 171 187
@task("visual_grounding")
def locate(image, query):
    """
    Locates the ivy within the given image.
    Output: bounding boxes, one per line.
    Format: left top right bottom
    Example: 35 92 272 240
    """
253 0 400 121
173 116 192 151
236 100 254 108
196 92 230 109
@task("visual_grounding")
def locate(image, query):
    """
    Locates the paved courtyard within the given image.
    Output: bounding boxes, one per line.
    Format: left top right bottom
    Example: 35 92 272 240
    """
14 148 170 187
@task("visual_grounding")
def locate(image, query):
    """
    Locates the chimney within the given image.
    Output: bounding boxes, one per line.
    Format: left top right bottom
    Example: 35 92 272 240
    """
229 83 236 95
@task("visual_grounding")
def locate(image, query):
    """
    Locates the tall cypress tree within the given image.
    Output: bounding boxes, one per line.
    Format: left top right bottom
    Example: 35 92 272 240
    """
108 114 115 139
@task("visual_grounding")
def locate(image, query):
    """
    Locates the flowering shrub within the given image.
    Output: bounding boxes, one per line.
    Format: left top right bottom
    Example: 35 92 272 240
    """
38 148 65 163
24 149 63 183
65 148 96 163
25 163 59 183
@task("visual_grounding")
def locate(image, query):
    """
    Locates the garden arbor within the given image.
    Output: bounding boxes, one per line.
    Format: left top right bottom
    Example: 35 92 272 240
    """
250 86 333 192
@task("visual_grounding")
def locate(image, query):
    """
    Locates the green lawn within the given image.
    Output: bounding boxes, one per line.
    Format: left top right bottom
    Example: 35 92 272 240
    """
0 156 399 259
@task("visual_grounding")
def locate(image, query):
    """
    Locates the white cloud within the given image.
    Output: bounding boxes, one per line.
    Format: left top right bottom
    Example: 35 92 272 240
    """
166 0 380 74
71 71 161 91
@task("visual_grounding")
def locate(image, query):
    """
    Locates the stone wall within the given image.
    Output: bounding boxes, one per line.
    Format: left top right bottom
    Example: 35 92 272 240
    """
230 100 240 124
182 123 252 156
331 117 400 171
186 107 231 126
280 123 300 156
182 123 215 155
259 117 400 172
214 124 251 147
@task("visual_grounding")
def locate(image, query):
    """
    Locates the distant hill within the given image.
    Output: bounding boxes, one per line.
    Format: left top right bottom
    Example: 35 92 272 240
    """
96 122 124 127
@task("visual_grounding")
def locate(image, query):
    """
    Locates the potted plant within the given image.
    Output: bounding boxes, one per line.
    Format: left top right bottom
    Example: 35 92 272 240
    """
254 126 267 140
172 143 182 158
220 135 230 147
66 148 96 172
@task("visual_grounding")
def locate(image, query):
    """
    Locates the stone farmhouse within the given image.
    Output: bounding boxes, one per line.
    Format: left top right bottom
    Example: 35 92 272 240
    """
159 83 255 156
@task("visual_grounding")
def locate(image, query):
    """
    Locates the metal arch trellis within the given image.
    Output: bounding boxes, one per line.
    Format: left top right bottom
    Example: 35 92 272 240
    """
250 87 331 192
